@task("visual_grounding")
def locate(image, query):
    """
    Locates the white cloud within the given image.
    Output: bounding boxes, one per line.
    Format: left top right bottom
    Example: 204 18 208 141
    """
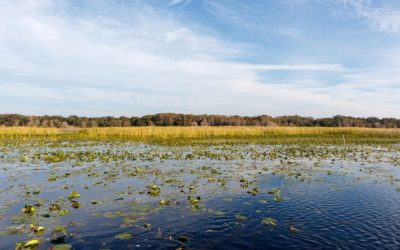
341 0 400 34
0 0 399 117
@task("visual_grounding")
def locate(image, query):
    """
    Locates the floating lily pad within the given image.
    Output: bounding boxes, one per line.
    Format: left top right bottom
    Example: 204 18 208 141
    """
52 244 72 250
261 217 277 227
115 232 132 240
68 191 81 199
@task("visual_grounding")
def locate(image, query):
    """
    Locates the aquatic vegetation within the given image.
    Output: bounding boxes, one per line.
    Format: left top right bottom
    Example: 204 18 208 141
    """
159 199 169 206
51 232 67 244
71 201 80 209
29 224 44 234
261 217 277 227
16 239 40 249
21 205 35 214
48 176 57 181
1 140 400 249
268 188 282 202
50 244 72 250
58 210 69 216
289 224 299 233
2 126 400 144
235 214 248 220
115 232 132 240
147 184 161 196
67 191 81 199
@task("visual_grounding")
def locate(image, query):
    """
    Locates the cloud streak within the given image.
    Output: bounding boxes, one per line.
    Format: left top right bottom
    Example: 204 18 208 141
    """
341 0 400 34
169 0 191 7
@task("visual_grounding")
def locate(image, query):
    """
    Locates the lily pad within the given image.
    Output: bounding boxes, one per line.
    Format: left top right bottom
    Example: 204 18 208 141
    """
115 232 132 240
68 191 81 199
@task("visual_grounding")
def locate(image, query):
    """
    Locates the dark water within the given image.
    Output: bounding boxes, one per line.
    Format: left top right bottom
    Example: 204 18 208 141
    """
60 181 400 250
1 143 400 249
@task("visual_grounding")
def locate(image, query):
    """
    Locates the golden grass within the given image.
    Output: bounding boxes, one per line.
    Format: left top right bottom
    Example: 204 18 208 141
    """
0 127 61 138
80 126 400 136
1 126 400 144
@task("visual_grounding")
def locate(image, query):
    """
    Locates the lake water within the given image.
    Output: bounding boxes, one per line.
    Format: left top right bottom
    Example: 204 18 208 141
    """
1 142 400 249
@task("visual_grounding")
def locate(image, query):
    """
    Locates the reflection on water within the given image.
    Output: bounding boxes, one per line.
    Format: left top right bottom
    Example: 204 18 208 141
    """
0 143 400 249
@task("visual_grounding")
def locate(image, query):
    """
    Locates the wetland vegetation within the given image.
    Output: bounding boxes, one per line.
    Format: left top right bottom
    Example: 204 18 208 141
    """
1 127 400 249
2 126 400 145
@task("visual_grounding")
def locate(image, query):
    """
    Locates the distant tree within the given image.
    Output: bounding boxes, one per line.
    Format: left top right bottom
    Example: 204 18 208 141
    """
0 113 399 128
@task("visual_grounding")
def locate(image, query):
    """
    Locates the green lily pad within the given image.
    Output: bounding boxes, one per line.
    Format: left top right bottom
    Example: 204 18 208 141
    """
115 232 132 240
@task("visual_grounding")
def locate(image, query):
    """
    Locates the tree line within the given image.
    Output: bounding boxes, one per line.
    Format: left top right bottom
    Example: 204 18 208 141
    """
0 113 399 128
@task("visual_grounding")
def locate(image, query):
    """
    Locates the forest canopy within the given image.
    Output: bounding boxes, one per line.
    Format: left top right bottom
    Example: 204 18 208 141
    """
0 113 398 128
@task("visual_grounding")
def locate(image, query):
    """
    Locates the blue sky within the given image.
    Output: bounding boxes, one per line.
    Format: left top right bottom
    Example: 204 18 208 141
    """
1 0 400 117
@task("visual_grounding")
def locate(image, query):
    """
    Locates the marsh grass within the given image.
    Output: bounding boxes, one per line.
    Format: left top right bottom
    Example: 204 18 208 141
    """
1 126 400 145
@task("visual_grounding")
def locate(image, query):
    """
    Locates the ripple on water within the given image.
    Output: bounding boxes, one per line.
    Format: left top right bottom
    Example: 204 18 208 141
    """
1 144 400 249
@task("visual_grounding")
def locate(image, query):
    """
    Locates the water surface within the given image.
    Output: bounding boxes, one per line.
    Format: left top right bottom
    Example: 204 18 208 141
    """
1 143 400 249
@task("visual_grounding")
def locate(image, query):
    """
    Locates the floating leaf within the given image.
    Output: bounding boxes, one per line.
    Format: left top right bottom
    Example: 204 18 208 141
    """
52 244 72 250
20 155 29 162
22 205 35 214
50 204 61 211
71 201 80 209
115 233 132 240
68 191 80 199
58 209 69 216
247 187 259 196
131 204 151 212
188 195 201 205
261 217 277 227
235 214 247 220
23 239 39 249
214 210 225 216
268 188 282 202
30 224 44 233
159 199 169 205
147 184 160 196
15 242 23 250
48 176 57 181
51 226 67 244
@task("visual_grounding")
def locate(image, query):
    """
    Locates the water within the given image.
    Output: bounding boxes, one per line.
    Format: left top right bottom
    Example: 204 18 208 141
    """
1 142 400 249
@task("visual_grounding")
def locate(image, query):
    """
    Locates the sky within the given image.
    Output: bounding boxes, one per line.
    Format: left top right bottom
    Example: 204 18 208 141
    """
0 0 400 118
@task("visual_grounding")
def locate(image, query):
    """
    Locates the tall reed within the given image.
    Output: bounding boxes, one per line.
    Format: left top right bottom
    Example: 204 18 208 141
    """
1 126 399 144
